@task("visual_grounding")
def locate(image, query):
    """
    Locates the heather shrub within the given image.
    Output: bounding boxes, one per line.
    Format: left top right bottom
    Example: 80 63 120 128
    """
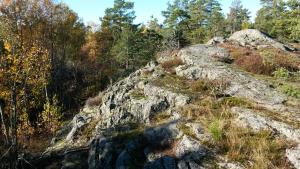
260 48 300 72
86 93 103 107
280 85 300 98
221 43 300 76
161 57 184 74
272 67 290 80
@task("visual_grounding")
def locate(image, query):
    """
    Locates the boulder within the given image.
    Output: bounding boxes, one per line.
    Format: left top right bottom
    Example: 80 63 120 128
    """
228 29 295 51
144 156 176 169
88 137 114 169
144 120 181 147
175 135 206 160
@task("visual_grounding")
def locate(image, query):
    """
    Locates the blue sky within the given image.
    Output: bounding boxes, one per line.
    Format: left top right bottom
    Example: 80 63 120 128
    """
61 0 261 25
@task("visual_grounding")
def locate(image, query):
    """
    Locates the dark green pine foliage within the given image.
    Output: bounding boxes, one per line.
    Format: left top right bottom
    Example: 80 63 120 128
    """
255 0 299 42
226 0 251 34
188 0 225 43
100 0 136 40
162 0 225 47
99 0 162 76
162 0 191 49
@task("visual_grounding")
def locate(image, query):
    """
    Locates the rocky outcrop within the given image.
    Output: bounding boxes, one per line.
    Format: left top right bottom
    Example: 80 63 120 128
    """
44 29 300 169
175 44 287 110
231 107 300 142
99 74 190 128
232 107 300 169
228 29 295 51
207 29 296 51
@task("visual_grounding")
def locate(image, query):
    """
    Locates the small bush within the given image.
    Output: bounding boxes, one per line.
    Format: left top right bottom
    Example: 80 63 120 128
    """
235 52 275 75
272 67 290 80
40 95 62 134
86 94 103 107
280 85 300 98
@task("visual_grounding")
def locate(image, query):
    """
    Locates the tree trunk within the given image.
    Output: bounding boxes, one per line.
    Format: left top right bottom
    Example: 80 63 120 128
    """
0 104 8 144
10 82 18 169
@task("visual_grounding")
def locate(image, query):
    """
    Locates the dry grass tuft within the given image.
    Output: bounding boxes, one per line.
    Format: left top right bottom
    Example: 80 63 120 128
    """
179 94 292 168
86 93 103 107
150 111 171 125
220 127 292 169
160 57 184 74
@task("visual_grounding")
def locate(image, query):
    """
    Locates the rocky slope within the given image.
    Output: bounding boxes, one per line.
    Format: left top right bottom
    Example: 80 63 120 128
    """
39 29 300 169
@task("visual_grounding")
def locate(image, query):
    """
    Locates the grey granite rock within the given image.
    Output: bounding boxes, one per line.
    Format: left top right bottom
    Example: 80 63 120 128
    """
228 29 295 51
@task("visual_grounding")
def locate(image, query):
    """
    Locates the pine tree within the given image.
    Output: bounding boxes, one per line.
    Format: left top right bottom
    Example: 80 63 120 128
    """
255 0 299 42
100 0 135 40
162 0 191 48
226 0 251 34
148 16 162 33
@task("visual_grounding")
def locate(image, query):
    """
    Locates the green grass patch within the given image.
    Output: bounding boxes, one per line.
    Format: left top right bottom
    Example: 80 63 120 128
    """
130 89 147 100
208 119 224 141
220 97 253 108
280 84 300 99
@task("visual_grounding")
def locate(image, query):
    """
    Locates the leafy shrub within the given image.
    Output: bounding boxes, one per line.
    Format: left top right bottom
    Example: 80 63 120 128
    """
40 95 62 134
272 67 290 80
291 71 300 82
260 49 276 67
280 85 300 98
